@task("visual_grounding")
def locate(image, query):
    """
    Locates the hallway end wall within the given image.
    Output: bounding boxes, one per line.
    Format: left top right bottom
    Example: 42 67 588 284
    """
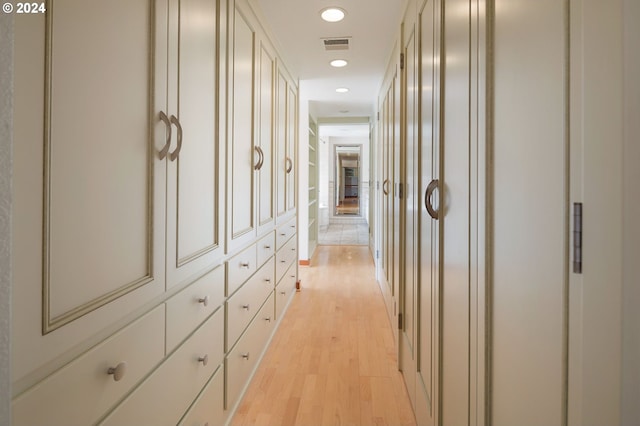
0 11 13 425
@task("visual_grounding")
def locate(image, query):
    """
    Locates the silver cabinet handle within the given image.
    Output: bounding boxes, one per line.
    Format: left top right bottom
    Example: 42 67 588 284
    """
254 146 264 170
198 296 209 307
241 353 250 360
107 362 127 382
424 179 439 220
382 179 390 195
240 262 250 269
169 115 183 161
285 157 293 174
242 304 250 310
280 291 286 296
264 317 271 323
264 278 271 283
158 111 172 160
264 245 271 249
198 354 209 366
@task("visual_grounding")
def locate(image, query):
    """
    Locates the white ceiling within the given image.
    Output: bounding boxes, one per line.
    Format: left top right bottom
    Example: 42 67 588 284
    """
253 0 406 120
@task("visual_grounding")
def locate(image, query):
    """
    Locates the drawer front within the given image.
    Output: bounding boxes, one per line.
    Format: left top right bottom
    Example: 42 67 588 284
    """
99 308 224 426
256 232 275 268
275 236 297 284
12 306 165 426
166 265 225 352
227 260 275 350
178 365 225 426
227 243 257 296
276 263 297 321
275 217 296 249
226 293 275 411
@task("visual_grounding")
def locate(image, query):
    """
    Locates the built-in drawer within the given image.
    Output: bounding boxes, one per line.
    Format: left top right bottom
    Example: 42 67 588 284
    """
166 265 225 352
227 243 257 296
275 263 297 322
275 217 296 250
98 308 224 426
256 231 275 268
275 236 297 284
227 260 275 350
226 293 275 411
178 364 225 426
12 306 165 426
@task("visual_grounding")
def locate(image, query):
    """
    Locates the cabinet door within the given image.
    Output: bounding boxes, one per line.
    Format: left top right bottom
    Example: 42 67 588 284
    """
275 70 288 220
257 40 276 234
13 0 167 380
286 85 297 213
166 0 224 288
226 4 257 252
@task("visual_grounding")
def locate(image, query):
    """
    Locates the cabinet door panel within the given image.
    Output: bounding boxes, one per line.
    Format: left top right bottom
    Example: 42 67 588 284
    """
12 0 167 379
167 0 222 288
275 71 288 219
286 86 297 213
257 42 275 232
227 6 256 250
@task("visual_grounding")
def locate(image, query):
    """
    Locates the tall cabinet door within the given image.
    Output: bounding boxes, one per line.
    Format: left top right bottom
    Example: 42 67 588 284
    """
416 0 441 424
12 0 168 379
275 69 288 221
441 0 471 423
286 85 297 214
226 4 257 252
399 0 419 408
166 0 224 287
256 39 276 235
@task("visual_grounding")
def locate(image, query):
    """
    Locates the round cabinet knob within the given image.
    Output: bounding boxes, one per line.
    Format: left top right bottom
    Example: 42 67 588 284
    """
198 296 209 307
264 245 271 249
198 354 209 366
240 262 250 268
264 278 271 283
107 362 127 382
242 304 250 311
241 353 250 360
280 291 286 296
264 317 271 323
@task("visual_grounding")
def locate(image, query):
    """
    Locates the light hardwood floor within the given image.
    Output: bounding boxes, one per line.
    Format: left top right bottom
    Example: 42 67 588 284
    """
232 245 416 426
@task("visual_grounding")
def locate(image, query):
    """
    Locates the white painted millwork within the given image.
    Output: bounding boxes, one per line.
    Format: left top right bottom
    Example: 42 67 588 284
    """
11 0 298 424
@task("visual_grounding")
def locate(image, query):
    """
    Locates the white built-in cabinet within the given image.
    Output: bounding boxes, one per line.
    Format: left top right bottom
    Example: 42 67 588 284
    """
377 0 625 425
11 0 298 424
276 67 298 223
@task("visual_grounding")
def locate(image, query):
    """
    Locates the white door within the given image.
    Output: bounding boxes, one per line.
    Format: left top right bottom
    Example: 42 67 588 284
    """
166 0 223 286
400 8 419 408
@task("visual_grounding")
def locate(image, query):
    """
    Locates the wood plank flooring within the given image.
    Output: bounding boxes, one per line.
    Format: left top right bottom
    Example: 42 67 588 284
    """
232 245 416 426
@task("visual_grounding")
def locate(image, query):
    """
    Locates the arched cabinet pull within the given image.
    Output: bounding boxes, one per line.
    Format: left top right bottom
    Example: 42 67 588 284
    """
254 146 264 170
382 179 390 195
285 157 293 174
158 111 172 160
424 179 439 220
169 115 183 161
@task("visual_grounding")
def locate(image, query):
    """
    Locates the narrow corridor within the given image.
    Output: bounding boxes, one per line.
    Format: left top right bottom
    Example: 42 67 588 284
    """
232 246 415 426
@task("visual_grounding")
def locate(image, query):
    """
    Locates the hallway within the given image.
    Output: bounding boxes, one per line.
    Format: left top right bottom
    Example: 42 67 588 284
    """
232 246 415 426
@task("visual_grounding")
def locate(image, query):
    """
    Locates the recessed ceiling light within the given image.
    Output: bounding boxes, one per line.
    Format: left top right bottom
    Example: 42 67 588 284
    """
336 87 349 93
330 59 348 68
320 7 346 23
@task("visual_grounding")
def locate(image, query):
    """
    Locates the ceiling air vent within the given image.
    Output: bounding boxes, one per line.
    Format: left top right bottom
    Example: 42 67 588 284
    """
322 37 350 51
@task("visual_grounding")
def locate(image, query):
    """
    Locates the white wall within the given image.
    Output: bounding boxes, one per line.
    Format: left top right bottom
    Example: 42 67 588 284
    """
622 0 640 423
0 11 13 425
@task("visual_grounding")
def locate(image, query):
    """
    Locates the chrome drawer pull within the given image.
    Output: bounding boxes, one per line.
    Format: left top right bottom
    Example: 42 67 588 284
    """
264 278 271 283
107 362 127 382
264 245 271 249
280 233 286 236
280 291 286 296
198 296 209 307
240 262 250 268
242 304 250 311
241 353 250 360
280 260 286 263
198 354 209 366
264 317 271 323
